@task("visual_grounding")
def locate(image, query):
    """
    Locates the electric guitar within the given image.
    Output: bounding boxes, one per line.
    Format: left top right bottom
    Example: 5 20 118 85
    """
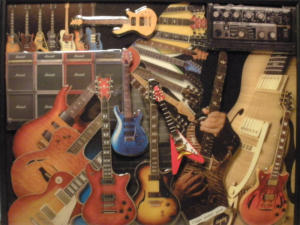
132 79 180 225
174 51 233 221
47 4 60 51
34 4 49 52
82 77 136 225
153 86 204 175
85 3 103 50
20 4 36 52
239 91 293 225
111 49 148 156
8 152 104 225
11 108 103 197
13 81 95 158
60 3 76 51
70 6 157 38
6 4 21 53
74 3 88 51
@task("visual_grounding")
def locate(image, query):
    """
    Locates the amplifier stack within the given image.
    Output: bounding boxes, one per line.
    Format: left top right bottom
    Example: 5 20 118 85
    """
6 50 123 130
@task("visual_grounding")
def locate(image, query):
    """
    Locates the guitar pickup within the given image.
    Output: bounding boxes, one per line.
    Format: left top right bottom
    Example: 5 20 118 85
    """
125 137 135 141
263 194 275 201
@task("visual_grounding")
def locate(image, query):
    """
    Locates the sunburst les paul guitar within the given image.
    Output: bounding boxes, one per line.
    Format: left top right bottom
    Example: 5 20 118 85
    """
34 4 49 52
238 91 293 225
82 77 136 225
132 79 180 225
70 6 157 38
6 5 21 53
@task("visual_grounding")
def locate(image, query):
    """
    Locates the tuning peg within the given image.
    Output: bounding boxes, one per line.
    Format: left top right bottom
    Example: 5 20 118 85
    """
125 8 130 12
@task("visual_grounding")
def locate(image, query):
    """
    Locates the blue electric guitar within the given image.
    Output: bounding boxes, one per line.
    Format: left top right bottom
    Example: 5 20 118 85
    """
111 49 148 156
85 3 103 50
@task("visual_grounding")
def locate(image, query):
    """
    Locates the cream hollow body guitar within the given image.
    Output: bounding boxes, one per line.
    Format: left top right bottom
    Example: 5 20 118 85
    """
34 4 49 52
225 53 297 217
60 3 75 51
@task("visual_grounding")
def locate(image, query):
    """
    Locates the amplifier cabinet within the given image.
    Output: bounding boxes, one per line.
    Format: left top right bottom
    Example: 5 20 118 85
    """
6 64 34 91
36 92 59 117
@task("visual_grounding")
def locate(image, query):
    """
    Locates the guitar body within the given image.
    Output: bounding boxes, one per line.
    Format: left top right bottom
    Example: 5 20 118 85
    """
74 29 87 51
112 8 157 38
59 30 76 51
47 31 60 51
12 86 88 158
85 27 103 50
34 32 49 52
111 105 148 156
8 171 82 225
82 163 136 225
6 34 21 53
239 167 289 225
11 126 90 197
133 161 180 225
20 33 36 52
225 54 297 191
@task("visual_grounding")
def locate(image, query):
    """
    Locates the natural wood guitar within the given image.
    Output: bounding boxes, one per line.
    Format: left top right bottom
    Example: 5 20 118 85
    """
6 5 21 53
70 6 157 38
34 4 49 52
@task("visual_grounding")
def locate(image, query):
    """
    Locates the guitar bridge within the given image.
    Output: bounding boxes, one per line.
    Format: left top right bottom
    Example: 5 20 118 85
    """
148 200 162 207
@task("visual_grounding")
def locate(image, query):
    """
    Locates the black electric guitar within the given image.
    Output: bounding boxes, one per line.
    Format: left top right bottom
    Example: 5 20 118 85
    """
47 4 60 51
132 80 180 225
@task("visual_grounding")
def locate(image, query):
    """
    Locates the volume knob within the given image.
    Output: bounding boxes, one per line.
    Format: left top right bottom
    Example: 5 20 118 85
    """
244 11 253 20
268 31 276 39
214 29 222 37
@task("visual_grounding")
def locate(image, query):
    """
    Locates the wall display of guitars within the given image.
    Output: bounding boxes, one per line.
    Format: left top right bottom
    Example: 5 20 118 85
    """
1 1 299 225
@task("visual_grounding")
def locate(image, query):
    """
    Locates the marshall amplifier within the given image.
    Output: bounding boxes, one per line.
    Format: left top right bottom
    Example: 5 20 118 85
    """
36 93 57 117
36 65 63 91
65 64 93 91
7 93 35 122
65 52 94 63
207 3 296 51
6 64 34 91
6 52 34 64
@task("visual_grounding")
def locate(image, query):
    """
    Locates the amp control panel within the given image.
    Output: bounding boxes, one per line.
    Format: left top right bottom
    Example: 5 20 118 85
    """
207 3 296 51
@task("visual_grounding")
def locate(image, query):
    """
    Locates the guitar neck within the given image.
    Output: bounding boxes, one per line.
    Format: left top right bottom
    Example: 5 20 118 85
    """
101 97 113 180
25 8 30 36
65 5 69 35
78 4 84 36
149 102 160 177
158 17 194 26
80 16 129 26
163 5 204 14
265 53 290 75
201 51 228 158
154 31 205 47
37 6 42 33
123 63 133 117
133 45 185 67
136 39 195 58
10 6 15 35
50 8 55 34
133 67 183 93
62 81 95 120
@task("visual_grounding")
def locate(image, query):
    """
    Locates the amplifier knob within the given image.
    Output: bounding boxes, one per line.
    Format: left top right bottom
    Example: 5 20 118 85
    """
214 29 222 37
268 31 276 39
223 11 231 19
256 12 265 21
244 11 253 20
233 11 240 19
213 11 220 18
258 31 265 39
238 30 246 38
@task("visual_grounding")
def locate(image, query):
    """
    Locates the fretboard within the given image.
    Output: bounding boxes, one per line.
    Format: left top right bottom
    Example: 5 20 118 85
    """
66 112 102 155
10 7 15 36
201 51 227 158
123 61 133 117
25 8 30 36
264 53 290 75
65 6 69 34
101 97 113 179
80 16 129 26
133 45 185 67
163 6 204 14
158 17 194 26
132 67 183 93
50 9 55 34
270 108 291 180
38 6 42 33
154 31 205 46
78 4 84 37
62 81 95 121
150 102 160 176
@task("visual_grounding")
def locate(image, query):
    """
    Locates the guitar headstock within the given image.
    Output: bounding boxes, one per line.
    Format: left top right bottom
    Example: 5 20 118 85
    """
184 60 201 74
70 16 83 28
153 86 165 102
95 76 113 101
65 3 70 9
38 4 44 9
280 91 294 112
50 4 57 10
148 79 159 103
78 3 83 8
25 4 31 10
122 49 133 66
10 4 16 9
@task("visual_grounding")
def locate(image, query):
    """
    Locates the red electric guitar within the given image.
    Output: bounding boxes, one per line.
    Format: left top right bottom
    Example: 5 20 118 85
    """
239 91 293 225
20 4 36 52
82 77 136 225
